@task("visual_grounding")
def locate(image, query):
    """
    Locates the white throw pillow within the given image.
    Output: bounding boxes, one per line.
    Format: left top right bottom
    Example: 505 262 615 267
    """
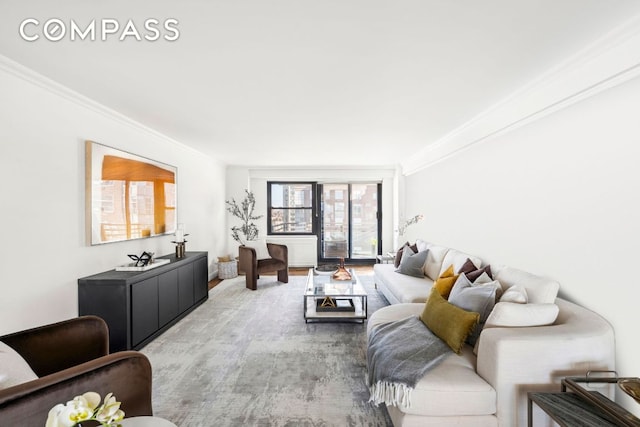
0 341 38 389
500 285 528 304
244 239 271 260
484 302 559 328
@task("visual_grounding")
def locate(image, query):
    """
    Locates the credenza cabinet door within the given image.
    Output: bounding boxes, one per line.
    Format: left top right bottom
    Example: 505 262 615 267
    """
131 277 159 348
194 256 208 302
158 268 179 327
178 263 195 313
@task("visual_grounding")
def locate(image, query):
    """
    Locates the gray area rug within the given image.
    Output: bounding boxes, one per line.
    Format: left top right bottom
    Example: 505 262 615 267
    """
141 272 393 427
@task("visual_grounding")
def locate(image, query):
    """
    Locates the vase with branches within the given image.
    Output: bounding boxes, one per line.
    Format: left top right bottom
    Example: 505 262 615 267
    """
225 189 263 245
397 214 424 236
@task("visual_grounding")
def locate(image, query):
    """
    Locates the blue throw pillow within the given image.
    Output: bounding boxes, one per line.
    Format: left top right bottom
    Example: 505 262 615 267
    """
395 246 428 278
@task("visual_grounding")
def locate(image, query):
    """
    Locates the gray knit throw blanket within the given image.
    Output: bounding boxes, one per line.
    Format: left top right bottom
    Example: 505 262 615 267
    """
367 316 452 408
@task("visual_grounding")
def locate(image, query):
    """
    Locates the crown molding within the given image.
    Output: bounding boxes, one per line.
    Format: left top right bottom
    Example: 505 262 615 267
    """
401 15 640 176
0 54 205 157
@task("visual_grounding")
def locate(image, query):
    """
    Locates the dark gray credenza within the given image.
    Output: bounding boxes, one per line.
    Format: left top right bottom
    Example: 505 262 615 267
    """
78 252 208 352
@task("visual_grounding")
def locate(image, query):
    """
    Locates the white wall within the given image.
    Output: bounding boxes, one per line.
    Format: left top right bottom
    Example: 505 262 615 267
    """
225 166 397 264
0 60 227 335
403 74 640 413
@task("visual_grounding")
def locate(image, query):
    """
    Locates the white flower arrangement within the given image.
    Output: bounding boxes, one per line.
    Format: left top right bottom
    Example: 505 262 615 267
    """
46 392 125 427
397 214 424 236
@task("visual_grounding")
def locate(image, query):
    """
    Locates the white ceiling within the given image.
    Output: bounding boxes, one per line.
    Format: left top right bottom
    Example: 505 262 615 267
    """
2 1 640 168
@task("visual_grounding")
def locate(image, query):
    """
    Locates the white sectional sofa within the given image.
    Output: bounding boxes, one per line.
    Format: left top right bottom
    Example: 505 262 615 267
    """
369 240 615 427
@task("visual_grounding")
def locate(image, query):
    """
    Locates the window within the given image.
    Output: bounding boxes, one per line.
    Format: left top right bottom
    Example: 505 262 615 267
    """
319 183 380 261
268 182 317 234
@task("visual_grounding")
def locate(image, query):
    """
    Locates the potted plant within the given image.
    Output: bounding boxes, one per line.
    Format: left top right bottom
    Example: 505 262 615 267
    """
225 189 263 245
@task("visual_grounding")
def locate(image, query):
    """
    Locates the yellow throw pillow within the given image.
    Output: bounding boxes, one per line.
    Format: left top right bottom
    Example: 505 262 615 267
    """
433 264 459 299
420 288 479 354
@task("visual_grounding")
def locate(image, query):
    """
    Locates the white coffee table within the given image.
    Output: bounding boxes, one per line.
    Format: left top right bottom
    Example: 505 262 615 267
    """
120 416 177 427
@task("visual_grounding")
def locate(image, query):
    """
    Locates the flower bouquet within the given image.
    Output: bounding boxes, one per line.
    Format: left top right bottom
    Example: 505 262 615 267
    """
46 392 124 427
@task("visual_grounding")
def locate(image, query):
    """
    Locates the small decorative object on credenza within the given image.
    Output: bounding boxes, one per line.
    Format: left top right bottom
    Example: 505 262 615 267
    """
332 258 352 281
115 251 170 271
172 223 188 258
128 251 154 266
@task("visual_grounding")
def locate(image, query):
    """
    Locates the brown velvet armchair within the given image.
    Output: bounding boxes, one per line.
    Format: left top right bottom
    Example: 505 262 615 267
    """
238 243 288 290
0 316 153 425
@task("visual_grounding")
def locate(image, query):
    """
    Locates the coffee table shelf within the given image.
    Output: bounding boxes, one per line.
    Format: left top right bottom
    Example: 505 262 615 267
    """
304 268 368 323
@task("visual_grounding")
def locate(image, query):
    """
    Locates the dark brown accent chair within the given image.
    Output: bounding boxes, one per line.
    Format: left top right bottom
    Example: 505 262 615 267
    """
0 316 153 425
238 243 289 290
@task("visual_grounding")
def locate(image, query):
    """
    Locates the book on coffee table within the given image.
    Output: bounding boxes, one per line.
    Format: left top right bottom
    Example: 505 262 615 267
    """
316 298 355 312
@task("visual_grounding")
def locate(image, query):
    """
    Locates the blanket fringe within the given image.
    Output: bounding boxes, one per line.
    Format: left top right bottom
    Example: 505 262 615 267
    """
368 380 412 408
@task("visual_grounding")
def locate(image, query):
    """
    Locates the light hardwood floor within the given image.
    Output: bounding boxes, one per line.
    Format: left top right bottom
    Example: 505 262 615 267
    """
208 265 374 290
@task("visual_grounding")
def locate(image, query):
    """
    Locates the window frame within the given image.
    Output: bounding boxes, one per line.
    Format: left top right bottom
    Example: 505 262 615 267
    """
267 181 318 235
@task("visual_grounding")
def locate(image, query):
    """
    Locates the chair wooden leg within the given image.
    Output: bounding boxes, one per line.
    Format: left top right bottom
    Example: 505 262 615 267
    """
277 268 288 284
245 270 257 290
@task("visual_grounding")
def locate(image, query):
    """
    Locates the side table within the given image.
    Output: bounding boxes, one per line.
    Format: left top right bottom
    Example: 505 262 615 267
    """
376 253 394 264
528 374 640 427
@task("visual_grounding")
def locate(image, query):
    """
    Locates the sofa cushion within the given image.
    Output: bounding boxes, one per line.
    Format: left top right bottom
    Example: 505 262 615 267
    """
374 264 434 304
433 265 459 299
420 288 479 354
396 346 496 417
448 274 501 346
494 267 559 304
0 341 38 389
423 244 449 280
484 302 559 327
415 239 430 253
396 247 428 278
439 249 482 277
